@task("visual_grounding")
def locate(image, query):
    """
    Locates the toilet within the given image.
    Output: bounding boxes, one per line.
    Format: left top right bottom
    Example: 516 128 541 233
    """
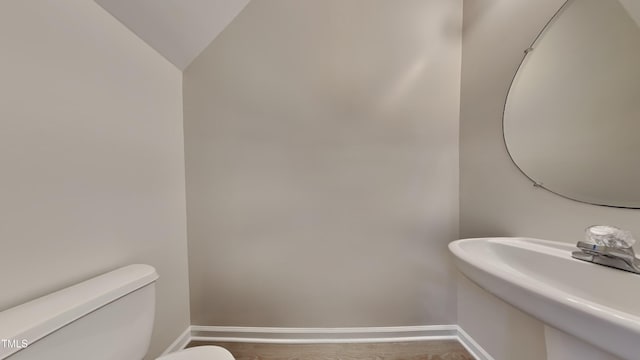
0 264 234 360
157 346 235 360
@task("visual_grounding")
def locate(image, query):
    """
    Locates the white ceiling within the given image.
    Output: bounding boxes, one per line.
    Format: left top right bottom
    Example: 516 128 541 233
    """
94 0 640 71
95 0 250 70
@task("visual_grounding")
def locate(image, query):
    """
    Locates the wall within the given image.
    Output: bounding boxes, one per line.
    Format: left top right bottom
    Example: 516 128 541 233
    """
184 0 461 327
0 1 189 358
620 0 640 28
460 0 640 358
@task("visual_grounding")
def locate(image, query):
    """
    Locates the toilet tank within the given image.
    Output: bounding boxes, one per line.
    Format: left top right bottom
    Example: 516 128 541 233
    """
0 265 158 360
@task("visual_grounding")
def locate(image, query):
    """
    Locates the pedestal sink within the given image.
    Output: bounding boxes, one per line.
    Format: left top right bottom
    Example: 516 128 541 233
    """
449 237 640 360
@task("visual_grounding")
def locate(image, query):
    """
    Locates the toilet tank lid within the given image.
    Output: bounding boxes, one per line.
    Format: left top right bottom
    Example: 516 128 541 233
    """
0 264 158 359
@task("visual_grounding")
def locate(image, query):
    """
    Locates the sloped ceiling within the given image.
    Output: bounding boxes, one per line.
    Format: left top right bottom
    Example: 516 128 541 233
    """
95 0 250 70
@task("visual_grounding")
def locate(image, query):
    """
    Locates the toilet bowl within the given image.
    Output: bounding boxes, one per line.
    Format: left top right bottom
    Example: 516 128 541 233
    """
157 346 235 360
0 264 235 360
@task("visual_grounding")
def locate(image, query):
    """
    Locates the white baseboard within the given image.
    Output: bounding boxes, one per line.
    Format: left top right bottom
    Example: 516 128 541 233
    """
190 325 459 343
162 325 494 360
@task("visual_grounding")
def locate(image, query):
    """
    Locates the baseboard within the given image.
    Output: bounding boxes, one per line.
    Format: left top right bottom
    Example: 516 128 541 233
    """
163 325 494 360
190 325 460 343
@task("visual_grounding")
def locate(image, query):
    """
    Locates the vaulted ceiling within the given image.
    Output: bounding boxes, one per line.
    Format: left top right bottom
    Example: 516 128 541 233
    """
94 0 638 71
94 0 250 70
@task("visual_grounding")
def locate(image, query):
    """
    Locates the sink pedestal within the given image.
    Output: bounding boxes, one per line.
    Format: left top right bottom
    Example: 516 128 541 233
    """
544 326 621 360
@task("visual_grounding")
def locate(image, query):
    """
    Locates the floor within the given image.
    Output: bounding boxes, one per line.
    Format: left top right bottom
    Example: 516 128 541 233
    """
186 340 474 360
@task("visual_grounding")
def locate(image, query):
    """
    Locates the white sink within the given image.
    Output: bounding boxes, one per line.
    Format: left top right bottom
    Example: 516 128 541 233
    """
449 237 640 360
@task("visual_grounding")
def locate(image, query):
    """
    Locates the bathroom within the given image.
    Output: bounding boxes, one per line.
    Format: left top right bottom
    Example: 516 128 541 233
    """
1 0 638 359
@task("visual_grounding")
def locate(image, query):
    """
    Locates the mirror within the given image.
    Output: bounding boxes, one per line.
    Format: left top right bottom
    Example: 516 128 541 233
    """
503 0 640 208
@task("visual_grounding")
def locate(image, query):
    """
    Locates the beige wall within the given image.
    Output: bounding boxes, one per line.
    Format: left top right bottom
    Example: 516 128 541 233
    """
460 0 640 358
0 1 189 358
184 0 462 327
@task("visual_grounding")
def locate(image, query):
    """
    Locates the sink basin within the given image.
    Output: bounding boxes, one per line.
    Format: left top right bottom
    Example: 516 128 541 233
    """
449 237 640 360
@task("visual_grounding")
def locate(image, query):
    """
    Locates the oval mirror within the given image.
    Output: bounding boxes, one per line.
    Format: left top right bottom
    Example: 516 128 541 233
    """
503 0 640 208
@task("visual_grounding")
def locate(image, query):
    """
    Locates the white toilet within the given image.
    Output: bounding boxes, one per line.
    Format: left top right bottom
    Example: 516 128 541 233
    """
0 264 234 360
156 346 234 360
